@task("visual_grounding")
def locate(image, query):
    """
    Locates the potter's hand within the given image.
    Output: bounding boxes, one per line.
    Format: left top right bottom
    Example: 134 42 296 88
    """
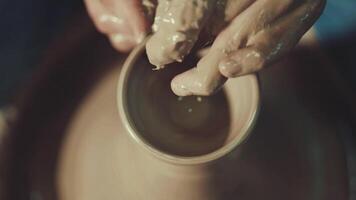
146 0 325 96
84 0 155 52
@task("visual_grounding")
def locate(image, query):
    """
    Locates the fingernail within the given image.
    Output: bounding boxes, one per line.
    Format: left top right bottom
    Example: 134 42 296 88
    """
110 33 136 52
99 14 123 25
111 33 133 43
146 34 175 66
219 59 242 77
97 14 132 35
171 80 192 96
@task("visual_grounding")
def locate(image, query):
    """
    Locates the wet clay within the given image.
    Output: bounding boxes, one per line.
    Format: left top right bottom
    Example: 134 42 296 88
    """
118 38 260 160
145 0 323 96
125 55 232 156
145 0 241 68
145 0 252 96
145 0 213 68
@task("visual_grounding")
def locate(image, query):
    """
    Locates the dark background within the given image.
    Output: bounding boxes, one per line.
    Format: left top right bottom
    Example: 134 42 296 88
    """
0 0 82 106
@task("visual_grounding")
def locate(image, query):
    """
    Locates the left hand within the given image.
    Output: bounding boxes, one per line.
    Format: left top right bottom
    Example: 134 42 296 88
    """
84 0 155 52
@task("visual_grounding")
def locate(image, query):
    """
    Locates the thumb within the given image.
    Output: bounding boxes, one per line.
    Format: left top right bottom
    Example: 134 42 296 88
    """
146 0 215 68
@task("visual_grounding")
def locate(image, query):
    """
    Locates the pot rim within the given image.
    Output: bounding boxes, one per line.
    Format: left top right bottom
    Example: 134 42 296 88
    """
117 37 261 165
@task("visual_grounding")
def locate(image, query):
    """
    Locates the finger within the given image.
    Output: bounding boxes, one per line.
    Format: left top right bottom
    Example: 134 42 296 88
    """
171 50 227 96
109 33 138 53
170 0 293 96
85 0 151 45
146 0 215 68
120 0 152 43
212 0 296 53
219 47 264 77
219 0 325 77
84 0 133 35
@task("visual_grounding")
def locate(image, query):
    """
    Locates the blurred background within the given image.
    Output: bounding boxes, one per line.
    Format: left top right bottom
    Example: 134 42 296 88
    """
0 0 82 107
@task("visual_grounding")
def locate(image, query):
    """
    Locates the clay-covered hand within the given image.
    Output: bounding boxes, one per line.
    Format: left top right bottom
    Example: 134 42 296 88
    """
146 0 326 96
84 0 156 52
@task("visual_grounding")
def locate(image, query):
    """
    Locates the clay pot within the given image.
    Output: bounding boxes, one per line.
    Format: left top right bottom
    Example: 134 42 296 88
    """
115 39 259 199
57 35 350 199
57 38 260 200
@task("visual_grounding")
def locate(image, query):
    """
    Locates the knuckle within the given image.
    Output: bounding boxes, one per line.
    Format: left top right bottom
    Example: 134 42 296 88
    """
198 79 222 96
222 69 237 78
251 50 266 69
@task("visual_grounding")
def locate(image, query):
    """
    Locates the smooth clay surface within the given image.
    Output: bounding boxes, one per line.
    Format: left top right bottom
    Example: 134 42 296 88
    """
122 52 258 157
57 54 348 200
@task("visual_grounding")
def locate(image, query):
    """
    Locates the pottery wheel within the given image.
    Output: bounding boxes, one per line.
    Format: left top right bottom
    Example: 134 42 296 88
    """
1 34 351 199
57 57 348 199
